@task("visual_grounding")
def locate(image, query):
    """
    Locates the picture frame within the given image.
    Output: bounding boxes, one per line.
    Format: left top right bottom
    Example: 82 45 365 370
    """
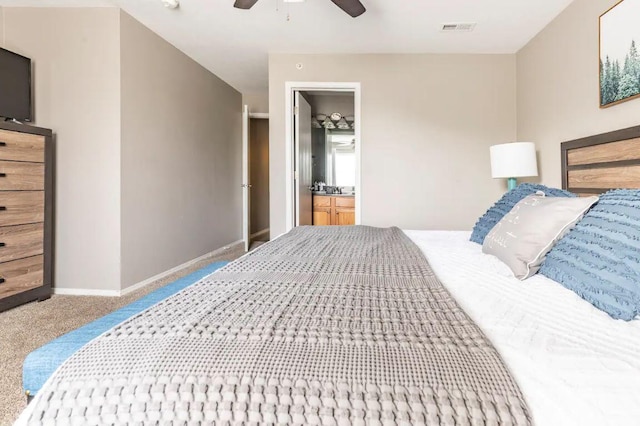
599 0 640 108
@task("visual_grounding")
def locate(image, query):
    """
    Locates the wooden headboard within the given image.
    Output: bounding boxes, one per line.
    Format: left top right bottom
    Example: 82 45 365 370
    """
562 125 640 196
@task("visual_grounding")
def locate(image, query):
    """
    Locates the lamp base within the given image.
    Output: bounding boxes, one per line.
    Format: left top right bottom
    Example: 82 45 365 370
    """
507 178 517 190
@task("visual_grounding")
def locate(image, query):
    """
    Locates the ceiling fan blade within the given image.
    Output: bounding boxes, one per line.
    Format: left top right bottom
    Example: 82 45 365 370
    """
330 0 366 17
234 0 259 10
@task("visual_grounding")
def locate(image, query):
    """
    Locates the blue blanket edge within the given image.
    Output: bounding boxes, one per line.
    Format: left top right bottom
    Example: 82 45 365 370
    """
23 260 229 396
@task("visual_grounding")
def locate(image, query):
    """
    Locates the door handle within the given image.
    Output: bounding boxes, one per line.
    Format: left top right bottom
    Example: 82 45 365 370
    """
241 184 253 188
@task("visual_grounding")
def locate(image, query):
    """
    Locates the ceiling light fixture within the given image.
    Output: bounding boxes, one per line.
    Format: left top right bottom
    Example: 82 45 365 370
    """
162 0 179 9
316 112 355 130
337 117 350 129
322 118 336 129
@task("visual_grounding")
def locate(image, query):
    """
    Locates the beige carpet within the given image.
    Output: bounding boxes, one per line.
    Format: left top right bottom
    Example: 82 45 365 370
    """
0 243 251 425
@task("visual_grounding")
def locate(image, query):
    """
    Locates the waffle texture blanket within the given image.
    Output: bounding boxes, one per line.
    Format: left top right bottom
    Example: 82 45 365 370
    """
23 226 531 425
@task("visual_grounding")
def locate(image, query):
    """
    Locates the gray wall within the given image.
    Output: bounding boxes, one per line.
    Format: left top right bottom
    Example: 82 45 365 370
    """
308 94 355 117
1 8 242 293
517 0 640 187
312 128 326 183
120 11 242 289
242 92 269 114
269 54 517 237
2 8 122 292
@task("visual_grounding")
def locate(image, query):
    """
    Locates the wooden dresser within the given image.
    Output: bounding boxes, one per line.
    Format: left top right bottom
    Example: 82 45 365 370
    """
313 195 355 226
0 122 53 312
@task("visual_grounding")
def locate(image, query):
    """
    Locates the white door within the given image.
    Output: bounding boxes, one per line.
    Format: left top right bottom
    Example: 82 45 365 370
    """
294 92 313 226
242 105 251 251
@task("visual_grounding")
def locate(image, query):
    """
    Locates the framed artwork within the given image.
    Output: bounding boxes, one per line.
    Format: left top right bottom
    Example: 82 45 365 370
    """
599 0 640 108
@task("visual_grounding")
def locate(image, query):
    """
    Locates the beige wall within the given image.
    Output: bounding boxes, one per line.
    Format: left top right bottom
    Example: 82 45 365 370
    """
3 8 122 292
517 0 640 187
0 7 4 45
269 54 516 236
120 12 242 289
243 92 269 114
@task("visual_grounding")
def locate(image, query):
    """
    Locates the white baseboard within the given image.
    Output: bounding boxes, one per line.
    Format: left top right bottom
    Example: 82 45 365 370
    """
53 288 121 297
53 239 243 297
250 228 270 240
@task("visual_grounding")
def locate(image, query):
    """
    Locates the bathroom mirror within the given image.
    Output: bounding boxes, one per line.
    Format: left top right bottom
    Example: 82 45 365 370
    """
312 128 356 190
325 130 355 188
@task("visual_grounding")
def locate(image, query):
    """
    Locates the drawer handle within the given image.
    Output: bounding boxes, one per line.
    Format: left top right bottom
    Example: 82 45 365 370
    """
0 243 4 247
0 277 4 285
0 206 6 211
0 173 5 178
0 142 5 147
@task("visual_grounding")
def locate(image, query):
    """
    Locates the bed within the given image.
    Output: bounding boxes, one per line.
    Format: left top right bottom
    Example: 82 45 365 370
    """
16 126 640 425
407 231 640 426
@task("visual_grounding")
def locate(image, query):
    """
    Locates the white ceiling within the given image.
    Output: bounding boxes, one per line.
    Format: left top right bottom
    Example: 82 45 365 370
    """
0 0 575 94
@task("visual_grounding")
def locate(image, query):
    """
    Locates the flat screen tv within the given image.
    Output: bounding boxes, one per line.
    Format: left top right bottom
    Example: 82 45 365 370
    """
0 48 32 122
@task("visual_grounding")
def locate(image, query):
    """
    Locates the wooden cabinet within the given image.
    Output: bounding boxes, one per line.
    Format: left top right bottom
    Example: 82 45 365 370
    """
335 208 356 225
313 195 355 226
0 123 53 312
312 208 332 226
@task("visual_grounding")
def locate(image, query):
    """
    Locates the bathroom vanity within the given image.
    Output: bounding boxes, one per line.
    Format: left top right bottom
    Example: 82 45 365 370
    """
312 194 355 226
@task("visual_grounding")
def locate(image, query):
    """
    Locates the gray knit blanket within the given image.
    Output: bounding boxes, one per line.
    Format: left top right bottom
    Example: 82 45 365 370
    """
25 226 531 425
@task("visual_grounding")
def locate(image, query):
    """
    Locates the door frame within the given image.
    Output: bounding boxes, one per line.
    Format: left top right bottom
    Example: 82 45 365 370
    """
284 81 362 232
242 105 250 252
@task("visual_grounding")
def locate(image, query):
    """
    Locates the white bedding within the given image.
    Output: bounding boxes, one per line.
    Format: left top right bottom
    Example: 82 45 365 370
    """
405 230 640 426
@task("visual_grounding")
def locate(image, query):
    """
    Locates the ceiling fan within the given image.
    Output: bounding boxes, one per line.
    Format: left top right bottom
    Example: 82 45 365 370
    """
233 0 366 18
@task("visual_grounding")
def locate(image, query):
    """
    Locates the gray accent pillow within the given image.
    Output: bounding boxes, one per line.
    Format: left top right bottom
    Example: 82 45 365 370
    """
482 192 599 280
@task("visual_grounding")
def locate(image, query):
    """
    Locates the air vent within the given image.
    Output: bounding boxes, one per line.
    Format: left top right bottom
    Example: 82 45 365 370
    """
441 23 476 32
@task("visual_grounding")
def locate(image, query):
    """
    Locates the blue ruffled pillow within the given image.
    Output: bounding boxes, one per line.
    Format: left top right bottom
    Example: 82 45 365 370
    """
539 190 640 320
470 183 576 244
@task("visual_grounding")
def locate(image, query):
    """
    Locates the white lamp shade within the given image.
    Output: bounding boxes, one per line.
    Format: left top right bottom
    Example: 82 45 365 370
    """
490 142 538 178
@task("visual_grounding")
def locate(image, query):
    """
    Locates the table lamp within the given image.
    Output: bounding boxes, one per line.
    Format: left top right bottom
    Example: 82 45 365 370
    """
490 142 538 190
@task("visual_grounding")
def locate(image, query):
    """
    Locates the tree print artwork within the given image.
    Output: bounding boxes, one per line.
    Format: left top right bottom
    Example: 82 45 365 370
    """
600 0 640 107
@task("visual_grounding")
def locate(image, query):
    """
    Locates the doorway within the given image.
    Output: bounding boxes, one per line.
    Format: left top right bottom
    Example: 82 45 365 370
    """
249 117 270 246
242 107 270 251
285 82 361 231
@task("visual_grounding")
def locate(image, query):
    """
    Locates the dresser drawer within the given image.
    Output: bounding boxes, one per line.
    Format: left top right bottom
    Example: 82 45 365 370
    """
0 161 44 191
0 192 44 226
0 255 44 299
0 129 45 163
0 223 44 263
